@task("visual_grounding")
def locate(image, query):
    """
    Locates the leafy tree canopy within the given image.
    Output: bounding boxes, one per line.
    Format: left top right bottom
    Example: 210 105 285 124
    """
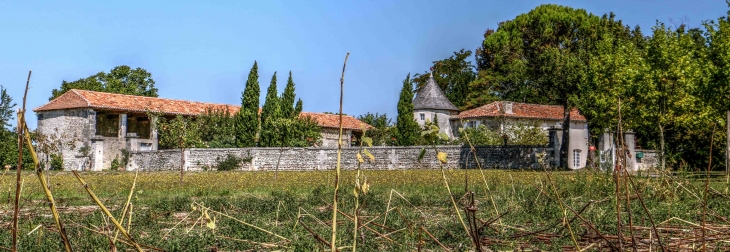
413 49 478 110
50 65 158 100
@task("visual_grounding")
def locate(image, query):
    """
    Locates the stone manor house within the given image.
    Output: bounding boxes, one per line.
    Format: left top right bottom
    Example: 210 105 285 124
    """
413 74 592 169
34 89 371 171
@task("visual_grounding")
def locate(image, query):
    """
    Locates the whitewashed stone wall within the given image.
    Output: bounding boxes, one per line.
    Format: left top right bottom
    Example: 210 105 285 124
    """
36 109 96 170
636 149 659 170
320 128 353 148
127 145 552 171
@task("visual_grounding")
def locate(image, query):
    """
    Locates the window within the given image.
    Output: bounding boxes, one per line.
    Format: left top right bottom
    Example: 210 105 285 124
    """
419 113 425 121
467 121 476 128
573 149 582 167
95 112 119 137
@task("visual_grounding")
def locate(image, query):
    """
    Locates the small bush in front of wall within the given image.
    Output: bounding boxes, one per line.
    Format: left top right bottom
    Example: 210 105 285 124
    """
215 154 243 171
110 156 121 171
120 149 130 167
50 154 63 170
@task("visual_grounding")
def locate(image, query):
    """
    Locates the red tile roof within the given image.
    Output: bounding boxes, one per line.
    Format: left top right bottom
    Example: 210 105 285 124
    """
34 89 372 131
300 112 373 131
34 89 240 115
456 101 587 122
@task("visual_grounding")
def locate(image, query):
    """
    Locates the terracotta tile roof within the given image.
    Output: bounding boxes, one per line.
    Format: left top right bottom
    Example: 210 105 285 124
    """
34 89 239 116
34 89 373 131
455 101 587 122
300 112 373 131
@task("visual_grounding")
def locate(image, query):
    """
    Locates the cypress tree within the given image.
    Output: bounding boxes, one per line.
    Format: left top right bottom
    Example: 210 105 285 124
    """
280 71 296 118
235 61 260 147
259 72 281 147
294 99 303 117
395 73 420 146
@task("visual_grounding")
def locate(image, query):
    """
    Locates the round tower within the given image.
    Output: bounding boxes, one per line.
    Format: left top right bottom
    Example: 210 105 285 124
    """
412 73 460 139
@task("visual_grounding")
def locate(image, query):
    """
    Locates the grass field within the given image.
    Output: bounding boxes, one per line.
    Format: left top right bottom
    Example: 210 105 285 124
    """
1 169 729 251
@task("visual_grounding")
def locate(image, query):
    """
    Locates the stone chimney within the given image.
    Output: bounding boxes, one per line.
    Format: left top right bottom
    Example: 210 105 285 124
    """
504 102 513 114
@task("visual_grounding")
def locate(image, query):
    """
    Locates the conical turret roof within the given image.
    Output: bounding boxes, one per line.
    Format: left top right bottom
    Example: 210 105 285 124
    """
412 74 459 111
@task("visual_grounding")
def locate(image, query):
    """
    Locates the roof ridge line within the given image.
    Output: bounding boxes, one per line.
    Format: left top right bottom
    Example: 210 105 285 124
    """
71 89 240 108
70 89 92 107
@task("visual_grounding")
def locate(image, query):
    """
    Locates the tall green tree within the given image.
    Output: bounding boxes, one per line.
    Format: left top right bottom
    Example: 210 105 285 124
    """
477 5 633 168
235 62 261 147
642 23 714 170
704 6 730 172
50 65 158 100
280 72 297 118
413 49 478 109
294 99 303 116
577 33 651 139
395 74 421 146
0 86 31 169
260 72 282 147
358 112 393 146
0 86 15 128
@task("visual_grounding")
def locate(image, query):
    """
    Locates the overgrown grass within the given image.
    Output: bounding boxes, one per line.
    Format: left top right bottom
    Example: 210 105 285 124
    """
0 169 728 251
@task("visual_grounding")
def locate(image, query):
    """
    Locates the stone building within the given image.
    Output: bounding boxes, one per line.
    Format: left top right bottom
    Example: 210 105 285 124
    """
412 74 460 139
34 89 370 170
456 101 590 169
414 74 591 169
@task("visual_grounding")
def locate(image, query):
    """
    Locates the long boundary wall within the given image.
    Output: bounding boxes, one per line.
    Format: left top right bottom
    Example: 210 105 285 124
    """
126 145 553 171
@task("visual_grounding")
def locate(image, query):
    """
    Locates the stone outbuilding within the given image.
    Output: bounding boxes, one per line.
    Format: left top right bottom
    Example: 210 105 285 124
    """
34 89 371 171
455 101 590 169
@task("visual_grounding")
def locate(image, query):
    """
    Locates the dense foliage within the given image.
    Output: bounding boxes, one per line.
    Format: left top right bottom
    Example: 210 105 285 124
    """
197 108 236 148
0 86 33 170
50 65 158 100
458 120 548 146
412 49 478 110
259 72 282 147
411 4 730 170
357 112 394 146
395 74 421 146
235 62 261 147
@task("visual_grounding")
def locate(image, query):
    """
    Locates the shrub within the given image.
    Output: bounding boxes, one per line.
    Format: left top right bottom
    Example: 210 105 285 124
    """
215 154 243 171
110 156 121 171
50 153 63 170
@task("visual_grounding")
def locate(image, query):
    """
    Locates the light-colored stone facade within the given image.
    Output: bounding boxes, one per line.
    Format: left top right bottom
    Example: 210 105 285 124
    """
414 109 459 138
320 128 354 148
35 108 96 170
36 109 158 171
127 145 554 171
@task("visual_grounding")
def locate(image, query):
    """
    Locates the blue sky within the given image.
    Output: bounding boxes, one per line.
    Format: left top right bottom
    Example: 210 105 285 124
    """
1 0 727 128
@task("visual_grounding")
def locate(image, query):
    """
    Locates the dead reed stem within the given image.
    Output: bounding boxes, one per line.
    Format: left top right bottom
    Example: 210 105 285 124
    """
701 123 716 251
72 170 144 252
114 169 139 244
192 201 289 241
617 98 638 251
330 51 349 252
22 123 73 252
459 125 503 230
615 98 624 251
420 226 449 251
540 165 581 251
12 70 31 252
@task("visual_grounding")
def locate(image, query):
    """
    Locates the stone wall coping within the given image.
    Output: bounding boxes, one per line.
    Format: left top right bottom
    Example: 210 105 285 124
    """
130 145 550 154
636 149 658 153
